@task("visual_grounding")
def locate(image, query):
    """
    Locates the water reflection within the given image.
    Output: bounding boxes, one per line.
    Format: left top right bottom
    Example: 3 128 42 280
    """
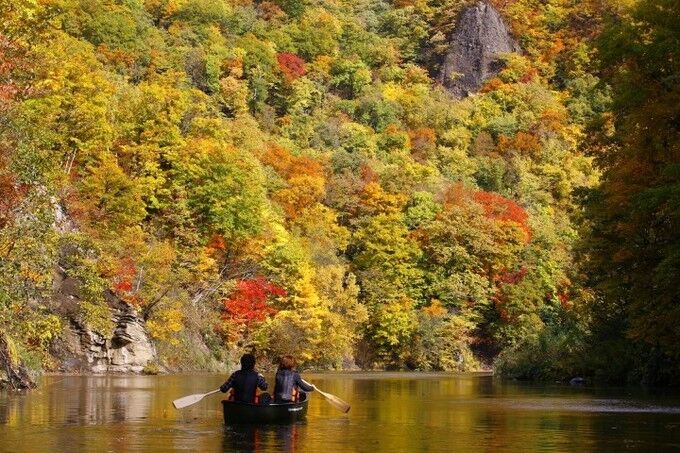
1 373 680 452
223 423 303 452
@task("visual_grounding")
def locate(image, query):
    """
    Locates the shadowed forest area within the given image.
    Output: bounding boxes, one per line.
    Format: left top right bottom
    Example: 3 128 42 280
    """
0 0 678 387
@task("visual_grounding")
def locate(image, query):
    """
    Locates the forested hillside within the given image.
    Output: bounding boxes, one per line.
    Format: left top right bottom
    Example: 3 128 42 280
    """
0 0 677 385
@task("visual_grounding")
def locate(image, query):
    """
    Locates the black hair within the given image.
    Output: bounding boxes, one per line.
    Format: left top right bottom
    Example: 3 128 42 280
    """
240 353 256 370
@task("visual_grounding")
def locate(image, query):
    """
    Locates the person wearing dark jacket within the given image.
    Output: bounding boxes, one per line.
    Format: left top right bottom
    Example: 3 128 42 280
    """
273 355 315 403
220 353 268 403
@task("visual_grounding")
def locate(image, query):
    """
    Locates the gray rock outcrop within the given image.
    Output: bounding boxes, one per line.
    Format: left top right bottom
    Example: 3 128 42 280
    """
51 267 157 373
56 305 157 374
439 1 520 97
109 311 157 373
49 203 158 374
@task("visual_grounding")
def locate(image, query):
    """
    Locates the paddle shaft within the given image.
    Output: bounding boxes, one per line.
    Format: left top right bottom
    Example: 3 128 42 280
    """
301 379 315 391
301 379 351 413
307 383 331 399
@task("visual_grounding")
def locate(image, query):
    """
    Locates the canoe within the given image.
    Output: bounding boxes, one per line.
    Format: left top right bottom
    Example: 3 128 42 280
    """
222 397 308 424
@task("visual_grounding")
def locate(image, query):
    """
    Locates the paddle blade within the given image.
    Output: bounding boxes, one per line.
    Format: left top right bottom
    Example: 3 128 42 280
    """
301 379 351 413
172 393 207 409
173 388 221 409
321 392 351 413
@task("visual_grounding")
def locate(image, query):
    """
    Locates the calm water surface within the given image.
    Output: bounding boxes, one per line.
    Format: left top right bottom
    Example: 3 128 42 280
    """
1 373 679 452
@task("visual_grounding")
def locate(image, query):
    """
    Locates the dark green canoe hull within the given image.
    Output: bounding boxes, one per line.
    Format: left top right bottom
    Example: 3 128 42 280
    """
222 400 308 424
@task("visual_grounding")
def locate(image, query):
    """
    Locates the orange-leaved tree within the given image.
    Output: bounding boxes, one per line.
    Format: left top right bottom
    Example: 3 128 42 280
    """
221 277 285 344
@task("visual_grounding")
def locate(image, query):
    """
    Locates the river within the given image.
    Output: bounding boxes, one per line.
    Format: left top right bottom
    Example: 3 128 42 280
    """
1 373 679 452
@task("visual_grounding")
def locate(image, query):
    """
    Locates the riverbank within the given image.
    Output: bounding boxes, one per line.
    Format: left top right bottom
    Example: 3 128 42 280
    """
3 373 680 452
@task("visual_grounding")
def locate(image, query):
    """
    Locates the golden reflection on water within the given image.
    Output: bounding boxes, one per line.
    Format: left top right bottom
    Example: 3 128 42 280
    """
1 373 679 452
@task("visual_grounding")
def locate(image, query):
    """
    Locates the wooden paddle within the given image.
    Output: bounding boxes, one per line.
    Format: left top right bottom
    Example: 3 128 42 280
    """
172 388 221 409
302 379 350 413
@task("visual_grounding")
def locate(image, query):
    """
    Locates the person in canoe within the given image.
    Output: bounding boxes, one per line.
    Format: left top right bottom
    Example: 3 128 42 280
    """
273 355 315 403
220 353 268 403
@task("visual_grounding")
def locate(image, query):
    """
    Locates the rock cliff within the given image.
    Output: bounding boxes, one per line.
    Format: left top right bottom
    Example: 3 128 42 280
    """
439 1 520 97
55 306 157 373
51 270 157 374
49 203 158 374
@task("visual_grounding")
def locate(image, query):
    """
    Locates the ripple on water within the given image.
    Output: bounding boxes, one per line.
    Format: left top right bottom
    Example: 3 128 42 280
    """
502 398 680 414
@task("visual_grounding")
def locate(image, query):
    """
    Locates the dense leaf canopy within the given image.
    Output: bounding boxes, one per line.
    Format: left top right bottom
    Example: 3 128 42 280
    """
0 0 675 383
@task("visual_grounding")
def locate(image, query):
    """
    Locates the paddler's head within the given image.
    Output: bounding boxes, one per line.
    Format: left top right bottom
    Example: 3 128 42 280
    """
240 353 256 371
279 355 295 370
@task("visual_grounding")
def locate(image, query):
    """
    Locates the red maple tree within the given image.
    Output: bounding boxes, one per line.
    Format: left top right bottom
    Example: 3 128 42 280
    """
111 257 143 305
277 52 306 81
222 277 284 328
0 34 28 229
473 191 531 241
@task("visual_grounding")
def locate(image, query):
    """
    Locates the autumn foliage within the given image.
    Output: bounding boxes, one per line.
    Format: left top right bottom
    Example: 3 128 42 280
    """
473 191 531 242
5 0 670 384
111 257 142 305
223 277 284 328
277 52 306 81
0 35 21 109
261 144 326 219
